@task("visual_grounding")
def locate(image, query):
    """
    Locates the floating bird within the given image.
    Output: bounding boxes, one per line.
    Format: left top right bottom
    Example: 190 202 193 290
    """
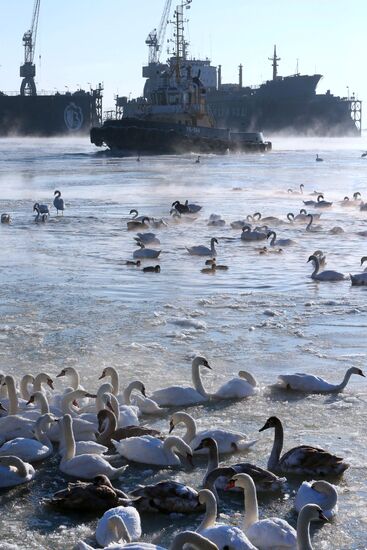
172 200 190 214
187 237 217 257
276 366 365 393
53 190 65 215
1 213 11 224
361 151 367 158
133 243 161 259
267 230 295 246
295 480 338 520
316 154 323 162
195 156 201 164
126 260 141 266
143 265 161 273
307 254 345 281
33 202 50 221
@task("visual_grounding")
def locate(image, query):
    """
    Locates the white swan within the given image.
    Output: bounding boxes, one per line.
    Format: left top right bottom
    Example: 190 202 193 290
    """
111 435 193 467
59 414 126 479
213 371 258 400
296 504 328 550
151 356 212 406
307 254 346 282
0 413 54 462
197 489 257 549
20 374 35 400
186 237 218 257
104 392 140 428
76 531 217 550
229 473 297 549
95 506 141 547
0 455 35 487
305 214 323 232
56 366 83 390
241 226 267 242
295 480 338 520
133 242 161 259
259 416 349 476
276 366 365 393
122 381 164 415
0 376 35 443
169 412 257 455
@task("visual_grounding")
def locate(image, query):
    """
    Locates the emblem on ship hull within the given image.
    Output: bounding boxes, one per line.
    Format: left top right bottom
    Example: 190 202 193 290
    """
64 103 83 131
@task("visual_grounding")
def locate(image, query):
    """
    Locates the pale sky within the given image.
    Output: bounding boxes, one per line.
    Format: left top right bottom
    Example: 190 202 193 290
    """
1 0 366 111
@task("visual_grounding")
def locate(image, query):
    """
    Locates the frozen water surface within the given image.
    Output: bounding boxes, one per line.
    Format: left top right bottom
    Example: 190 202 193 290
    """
0 137 367 548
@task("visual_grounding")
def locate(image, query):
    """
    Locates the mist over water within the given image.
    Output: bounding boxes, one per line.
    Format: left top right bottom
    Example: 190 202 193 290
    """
1 136 367 548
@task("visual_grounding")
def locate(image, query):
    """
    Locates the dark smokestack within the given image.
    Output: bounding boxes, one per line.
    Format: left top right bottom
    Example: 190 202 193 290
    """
239 64 243 88
218 65 222 89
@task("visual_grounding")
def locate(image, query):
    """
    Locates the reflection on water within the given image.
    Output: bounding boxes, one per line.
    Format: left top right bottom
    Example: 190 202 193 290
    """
1 137 367 549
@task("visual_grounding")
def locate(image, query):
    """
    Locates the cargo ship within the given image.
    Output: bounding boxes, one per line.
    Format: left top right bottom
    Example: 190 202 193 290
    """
109 2 361 139
0 0 102 137
90 0 271 154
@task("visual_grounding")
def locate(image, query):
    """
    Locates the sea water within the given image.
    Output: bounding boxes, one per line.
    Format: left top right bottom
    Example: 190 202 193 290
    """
0 136 367 549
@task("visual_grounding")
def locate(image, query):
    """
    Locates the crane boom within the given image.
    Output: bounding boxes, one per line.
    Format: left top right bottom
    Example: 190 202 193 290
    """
145 0 172 64
20 0 41 96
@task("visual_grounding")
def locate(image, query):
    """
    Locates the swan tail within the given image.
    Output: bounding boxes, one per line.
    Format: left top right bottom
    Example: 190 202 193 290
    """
102 453 121 462
112 465 127 479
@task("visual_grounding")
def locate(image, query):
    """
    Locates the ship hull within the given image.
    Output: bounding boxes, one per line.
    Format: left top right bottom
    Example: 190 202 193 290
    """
0 93 98 136
90 118 271 154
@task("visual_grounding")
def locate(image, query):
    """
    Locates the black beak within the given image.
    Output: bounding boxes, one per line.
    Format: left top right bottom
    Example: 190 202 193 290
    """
169 421 174 434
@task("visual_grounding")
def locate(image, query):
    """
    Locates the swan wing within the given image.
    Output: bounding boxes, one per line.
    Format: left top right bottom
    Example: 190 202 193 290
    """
294 481 337 518
96 506 141 546
247 518 296 548
0 438 50 462
315 270 345 281
214 378 257 399
280 445 349 475
278 373 336 392
112 435 170 465
151 386 206 406
61 453 122 479
192 429 254 454
201 525 256 549
186 245 212 256
131 480 200 513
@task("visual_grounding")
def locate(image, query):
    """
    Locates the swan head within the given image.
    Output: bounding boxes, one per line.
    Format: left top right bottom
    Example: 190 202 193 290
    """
54 190 61 197
348 367 365 377
129 209 138 217
198 488 216 506
300 209 307 214
259 416 281 432
226 472 255 491
311 480 336 494
267 231 276 239
287 213 295 221
33 202 40 211
360 256 367 266
253 212 261 221
307 254 318 264
299 503 328 523
210 238 218 245
165 436 193 465
317 194 324 202
353 192 361 199
192 356 211 370
35 373 54 390
194 437 217 453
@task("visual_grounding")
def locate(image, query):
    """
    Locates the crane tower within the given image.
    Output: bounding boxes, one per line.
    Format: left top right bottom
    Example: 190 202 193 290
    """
20 0 41 96
145 0 173 64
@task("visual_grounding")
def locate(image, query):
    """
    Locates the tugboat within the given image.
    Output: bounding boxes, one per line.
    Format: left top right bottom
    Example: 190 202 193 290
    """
90 1 271 155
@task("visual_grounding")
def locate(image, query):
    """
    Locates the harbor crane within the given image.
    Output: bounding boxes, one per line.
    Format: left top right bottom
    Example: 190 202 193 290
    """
145 0 173 63
20 0 41 96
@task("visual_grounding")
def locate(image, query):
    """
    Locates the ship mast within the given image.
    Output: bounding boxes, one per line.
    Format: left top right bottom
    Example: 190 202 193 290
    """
269 44 280 80
171 0 192 82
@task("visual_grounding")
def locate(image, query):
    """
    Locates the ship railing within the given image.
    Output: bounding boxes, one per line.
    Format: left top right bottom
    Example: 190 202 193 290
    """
0 89 91 96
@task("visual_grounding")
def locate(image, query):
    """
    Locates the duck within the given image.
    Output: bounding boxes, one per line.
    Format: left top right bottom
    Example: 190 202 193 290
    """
1 213 11 223
95 506 141 547
143 265 161 273
48 474 128 512
127 216 151 231
96 409 161 447
197 437 286 496
169 412 257 455
305 214 322 232
276 366 365 393
53 190 65 215
201 264 216 274
196 489 257 550
213 371 258 400
133 242 161 259
329 226 344 234
267 230 295 247
151 356 212 407
316 154 323 162
126 260 141 267
111 435 193 467
59 414 126 479
134 232 160 246
228 473 297 549
295 480 338 520
0 455 35 488
187 237 217 257
130 480 203 514
259 416 349 476
307 254 346 282
195 156 201 164
241 226 267 242
0 412 54 462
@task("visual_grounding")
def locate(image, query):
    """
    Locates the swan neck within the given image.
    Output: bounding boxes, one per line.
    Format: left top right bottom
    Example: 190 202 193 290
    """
180 413 196 443
61 391 78 415
198 493 217 531
20 375 35 400
336 369 354 390
296 508 313 550
108 368 119 396
239 371 257 387
205 442 219 478
62 416 76 461
13 457 28 478
35 415 53 448
34 391 50 414
69 368 80 390
311 257 319 277
107 516 131 545
241 480 259 530
98 412 117 445
268 423 283 471
192 365 207 397
6 376 18 415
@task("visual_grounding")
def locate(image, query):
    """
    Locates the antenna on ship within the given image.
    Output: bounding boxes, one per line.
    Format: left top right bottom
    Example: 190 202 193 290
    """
145 0 173 64
20 0 41 96
268 44 280 81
